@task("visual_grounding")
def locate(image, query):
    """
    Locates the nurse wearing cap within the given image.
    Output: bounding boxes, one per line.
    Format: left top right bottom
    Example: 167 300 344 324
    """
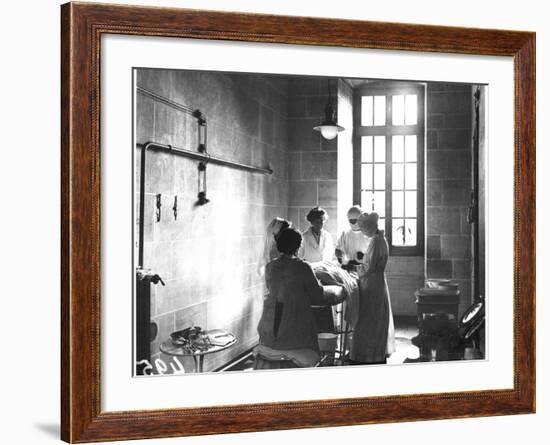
350 212 395 364
258 217 291 276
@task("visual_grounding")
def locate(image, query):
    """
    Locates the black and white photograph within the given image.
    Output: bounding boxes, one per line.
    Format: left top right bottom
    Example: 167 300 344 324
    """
134 68 487 376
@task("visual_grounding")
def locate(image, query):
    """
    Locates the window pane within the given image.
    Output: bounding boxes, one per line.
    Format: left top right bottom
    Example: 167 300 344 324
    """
392 95 404 125
404 219 417 246
405 95 418 125
374 96 386 126
392 191 404 217
361 164 373 190
363 191 385 217
374 136 386 162
373 191 386 217
361 190 373 211
392 164 404 190
405 135 417 162
374 164 385 190
405 191 417 217
405 163 417 190
392 219 406 246
392 135 404 162
361 96 373 126
379 218 385 232
361 136 373 162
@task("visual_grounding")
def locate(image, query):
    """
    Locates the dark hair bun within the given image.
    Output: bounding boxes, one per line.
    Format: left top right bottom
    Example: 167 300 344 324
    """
306 206 328 223
276 227 303 255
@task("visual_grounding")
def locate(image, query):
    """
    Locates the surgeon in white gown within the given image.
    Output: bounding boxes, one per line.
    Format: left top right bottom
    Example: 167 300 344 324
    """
335 205 371 269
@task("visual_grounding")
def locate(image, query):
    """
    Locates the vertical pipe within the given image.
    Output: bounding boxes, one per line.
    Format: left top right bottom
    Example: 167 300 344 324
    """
135 275 151 375
138 142 147 268
472 87 481 302
137 144 150 373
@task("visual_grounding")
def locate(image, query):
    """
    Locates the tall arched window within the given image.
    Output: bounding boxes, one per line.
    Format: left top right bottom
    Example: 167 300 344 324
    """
353 82 425 256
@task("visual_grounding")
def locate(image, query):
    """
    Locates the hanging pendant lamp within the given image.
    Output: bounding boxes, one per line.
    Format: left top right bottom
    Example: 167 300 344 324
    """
313 79 344 140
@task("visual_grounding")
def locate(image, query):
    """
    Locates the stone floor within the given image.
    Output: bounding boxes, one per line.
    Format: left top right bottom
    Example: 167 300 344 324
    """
387 317 421 364
222 316 420 372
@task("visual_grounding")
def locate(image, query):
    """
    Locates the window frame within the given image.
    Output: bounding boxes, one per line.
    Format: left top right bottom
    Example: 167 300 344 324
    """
353 82 425 256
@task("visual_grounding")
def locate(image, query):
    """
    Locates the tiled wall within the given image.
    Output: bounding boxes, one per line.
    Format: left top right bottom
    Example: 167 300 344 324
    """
135 69 289 373
385 257 425 315
336 80 354 234
287 77 339 240
425 83 474 315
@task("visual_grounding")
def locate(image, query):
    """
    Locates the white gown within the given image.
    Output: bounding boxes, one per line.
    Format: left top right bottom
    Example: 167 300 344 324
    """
350 231 395 362
299 227 335 263
336 229 371 264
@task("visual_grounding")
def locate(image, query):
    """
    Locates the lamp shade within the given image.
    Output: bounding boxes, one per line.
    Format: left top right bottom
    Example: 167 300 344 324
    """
315 124 343 140
313 96 344 140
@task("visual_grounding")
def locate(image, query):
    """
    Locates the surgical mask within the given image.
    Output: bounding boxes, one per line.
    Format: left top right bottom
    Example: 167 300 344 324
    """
348 218 360 231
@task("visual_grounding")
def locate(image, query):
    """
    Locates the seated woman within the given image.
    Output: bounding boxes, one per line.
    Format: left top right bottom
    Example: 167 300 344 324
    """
254 228 343 369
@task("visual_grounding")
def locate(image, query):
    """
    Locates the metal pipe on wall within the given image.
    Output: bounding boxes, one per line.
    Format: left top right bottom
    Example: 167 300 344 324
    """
137 142 274 175
136 87 273 267
137 141 273 267
472 87 481 302
137 86 196 114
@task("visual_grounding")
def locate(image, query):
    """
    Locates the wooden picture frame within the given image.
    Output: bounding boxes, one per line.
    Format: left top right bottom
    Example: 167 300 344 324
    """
61 2 535 442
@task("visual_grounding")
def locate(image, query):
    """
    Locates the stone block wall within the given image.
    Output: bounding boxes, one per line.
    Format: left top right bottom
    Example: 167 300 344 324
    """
135 69 289 373
386 257 425 315
287 77 339 240
425 83 474 314
336 79 354 234
477 85 486 301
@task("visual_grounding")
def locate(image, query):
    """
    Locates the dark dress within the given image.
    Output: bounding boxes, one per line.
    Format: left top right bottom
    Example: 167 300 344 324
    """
257 255 326 351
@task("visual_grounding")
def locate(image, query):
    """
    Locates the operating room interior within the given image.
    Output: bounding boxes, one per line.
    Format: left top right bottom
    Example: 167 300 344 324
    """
134 68 486 375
